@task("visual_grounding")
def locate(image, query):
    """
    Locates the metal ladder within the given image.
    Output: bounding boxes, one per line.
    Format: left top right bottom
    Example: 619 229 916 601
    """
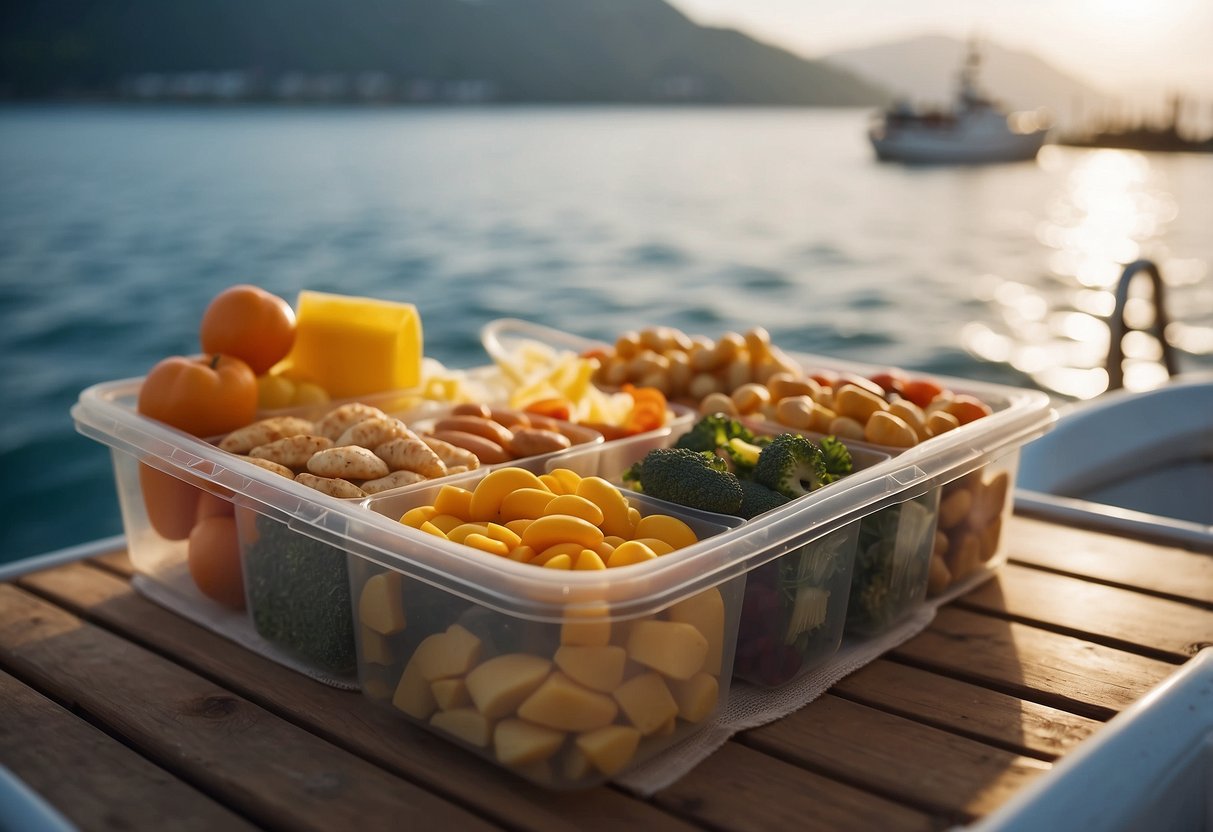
1105 258 1180 390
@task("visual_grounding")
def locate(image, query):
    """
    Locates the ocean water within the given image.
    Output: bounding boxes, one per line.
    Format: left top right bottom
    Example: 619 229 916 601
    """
2 105 1211 564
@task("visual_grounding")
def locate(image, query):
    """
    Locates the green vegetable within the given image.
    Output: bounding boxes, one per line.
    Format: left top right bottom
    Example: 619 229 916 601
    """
752 433 830 498
738 479 791 520
244 515 356 674
625 447 744 515
675 413 762 454
847 494 936 633
818 436 853 485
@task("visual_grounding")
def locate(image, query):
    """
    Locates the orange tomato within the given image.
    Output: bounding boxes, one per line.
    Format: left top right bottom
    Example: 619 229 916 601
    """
946 394 993 425
199 284 296 375
139 465 201 541
188 515 245 610
137 354 258 438
901 378 945 409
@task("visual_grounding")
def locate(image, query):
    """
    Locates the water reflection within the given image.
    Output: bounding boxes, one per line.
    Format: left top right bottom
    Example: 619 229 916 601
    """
964 147 1211 399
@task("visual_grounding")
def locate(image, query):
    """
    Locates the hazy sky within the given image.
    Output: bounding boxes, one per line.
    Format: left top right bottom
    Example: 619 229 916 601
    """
667 0 1213 95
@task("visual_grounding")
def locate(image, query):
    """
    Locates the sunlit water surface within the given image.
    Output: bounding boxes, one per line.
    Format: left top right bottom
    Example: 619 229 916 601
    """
2 106 1210 561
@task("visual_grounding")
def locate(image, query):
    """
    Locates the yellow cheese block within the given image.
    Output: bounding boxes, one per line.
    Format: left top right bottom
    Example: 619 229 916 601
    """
612 672 679 735
553 645 627 693
626 620 709 680
493 719 565 767
430 707 494 748
666 588 725 675
517 672 619 732
465 653 553 720
669 672 719 723
279 290 423 399
358 572 406 635
575 725 642 777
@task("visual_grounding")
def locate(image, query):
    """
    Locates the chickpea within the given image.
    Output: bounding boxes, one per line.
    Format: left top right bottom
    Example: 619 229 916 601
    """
774 395 816 430
731 383 771 415
699 392 739 417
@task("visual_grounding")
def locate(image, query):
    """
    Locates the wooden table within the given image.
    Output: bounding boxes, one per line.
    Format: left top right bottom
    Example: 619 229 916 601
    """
3 514 1211 832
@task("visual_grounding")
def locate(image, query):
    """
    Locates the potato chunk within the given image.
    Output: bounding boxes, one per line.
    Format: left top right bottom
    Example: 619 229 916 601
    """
430 708 494 748
358 572 406 635
612 672 679 735
575 725 642 777
553 645 627 693
666 588 724 675
517 673 618 732
465 653 552 720
669 672 719 723
494 719 565 767
625 620 708 680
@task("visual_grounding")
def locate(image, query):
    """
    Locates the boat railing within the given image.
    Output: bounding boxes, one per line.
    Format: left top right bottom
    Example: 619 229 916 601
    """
1105 258 1180 390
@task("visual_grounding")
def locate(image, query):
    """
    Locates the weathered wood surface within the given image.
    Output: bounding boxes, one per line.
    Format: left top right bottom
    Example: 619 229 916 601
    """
1 513 1205 831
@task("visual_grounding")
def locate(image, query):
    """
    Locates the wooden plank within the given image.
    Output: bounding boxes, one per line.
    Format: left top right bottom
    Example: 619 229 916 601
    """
741 695 1051 824
892 607 1176 720
653 742 935 832
1006 516 1213 607
830 660 1101 761
0 584 499 832
90 550 133 577
957 563 1213 661
16 562 700 832
0 670 260 832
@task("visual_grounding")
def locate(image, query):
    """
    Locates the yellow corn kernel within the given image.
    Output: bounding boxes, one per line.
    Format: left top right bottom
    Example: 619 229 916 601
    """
632 514 698 551
606 540 658 567
505 518 533 537
576 477 634 539
543 494 605 526
538 473 566 494
463 533 510 557
485 522 522 549
433 485 474 520
469 467 547 521
629 537 674 556
400 505 439 528
592 539 618 560
548 468 583 495
574 549 607 570
532 542 584 566
543 554 573 570
507 545 537 563
447 522 489 544
626 507 642 530
418 521 448 539
428 513 466 534
499 487 557 522
521 514 605 552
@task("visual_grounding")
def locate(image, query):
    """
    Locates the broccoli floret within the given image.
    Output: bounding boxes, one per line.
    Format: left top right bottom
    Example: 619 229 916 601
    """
676 413 760 454
818 436 854 484
752 433 829 498
244 515 356 674
630 447 744 515
738 479 791 519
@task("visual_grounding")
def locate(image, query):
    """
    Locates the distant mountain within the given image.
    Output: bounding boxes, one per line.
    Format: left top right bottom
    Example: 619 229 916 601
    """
0 0 887 105
822 35 1106 125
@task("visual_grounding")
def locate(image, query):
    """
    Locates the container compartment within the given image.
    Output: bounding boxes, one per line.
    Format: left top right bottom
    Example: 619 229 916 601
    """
929 450 1019 595
347 474 744 788
545 425 884 685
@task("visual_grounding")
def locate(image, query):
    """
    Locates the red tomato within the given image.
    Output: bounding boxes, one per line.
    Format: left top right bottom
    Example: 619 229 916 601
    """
199 284 296 375
868 370 907 396
901 378 945 408
139 465 201 541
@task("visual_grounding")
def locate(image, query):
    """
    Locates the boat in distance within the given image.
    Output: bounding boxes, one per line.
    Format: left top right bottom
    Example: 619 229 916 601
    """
868 43 1050 165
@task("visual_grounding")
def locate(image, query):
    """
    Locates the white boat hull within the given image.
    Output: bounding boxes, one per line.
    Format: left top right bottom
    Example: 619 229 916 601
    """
870 125 1048 164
